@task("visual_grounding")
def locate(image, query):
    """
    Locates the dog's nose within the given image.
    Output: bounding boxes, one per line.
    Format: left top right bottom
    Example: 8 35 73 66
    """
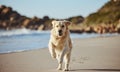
58 30 62 33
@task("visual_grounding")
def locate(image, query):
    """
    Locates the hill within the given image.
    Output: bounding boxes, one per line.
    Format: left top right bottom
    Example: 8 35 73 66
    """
0 5 54 30
0 5 84 30
0 2 120 34
84 0 120 25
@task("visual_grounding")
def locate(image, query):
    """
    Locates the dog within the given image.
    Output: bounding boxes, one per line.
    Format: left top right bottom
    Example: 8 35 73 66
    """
48 20 72 71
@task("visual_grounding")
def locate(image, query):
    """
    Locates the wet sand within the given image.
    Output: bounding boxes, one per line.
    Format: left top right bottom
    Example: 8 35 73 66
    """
0 36 120 72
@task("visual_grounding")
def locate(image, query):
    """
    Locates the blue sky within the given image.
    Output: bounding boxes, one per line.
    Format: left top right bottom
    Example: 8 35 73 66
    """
0 0 108 19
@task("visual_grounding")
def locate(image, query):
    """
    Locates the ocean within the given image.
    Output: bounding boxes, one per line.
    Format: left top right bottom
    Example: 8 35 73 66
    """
0 28 119 54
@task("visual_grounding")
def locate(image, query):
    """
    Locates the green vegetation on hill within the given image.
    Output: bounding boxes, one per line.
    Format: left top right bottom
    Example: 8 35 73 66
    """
84 0 120 25
67 16 84 24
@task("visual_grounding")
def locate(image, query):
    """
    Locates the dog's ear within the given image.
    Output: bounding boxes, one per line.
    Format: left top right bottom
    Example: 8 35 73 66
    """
64 21 71 26
52 20 57 28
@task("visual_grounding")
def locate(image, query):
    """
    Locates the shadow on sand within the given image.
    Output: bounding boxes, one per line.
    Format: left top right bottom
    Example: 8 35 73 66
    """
70 69 120 71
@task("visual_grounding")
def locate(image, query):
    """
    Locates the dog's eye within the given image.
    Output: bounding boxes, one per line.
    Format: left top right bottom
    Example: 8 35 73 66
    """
62 25 64 28
56 25 59 27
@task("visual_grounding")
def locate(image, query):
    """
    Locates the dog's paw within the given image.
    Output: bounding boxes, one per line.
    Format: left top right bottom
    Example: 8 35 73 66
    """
51 53 56 59
57 67 62 70
63 68 69 71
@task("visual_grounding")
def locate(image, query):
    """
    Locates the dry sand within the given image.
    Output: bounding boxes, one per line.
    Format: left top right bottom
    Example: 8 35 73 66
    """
0 36 120 72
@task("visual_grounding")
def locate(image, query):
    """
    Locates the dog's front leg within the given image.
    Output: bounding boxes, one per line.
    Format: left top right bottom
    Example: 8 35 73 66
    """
64 51 71 71
48 42 56 59
57 48 66 70
64 42 72 71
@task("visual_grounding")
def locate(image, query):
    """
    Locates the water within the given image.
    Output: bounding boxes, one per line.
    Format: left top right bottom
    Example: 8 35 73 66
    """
0 28 119 54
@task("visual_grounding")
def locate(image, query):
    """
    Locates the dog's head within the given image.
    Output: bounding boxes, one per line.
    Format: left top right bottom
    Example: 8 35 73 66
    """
52 20 71 37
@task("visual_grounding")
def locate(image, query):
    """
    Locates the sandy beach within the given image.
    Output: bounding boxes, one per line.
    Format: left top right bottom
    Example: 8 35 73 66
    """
0 36 120 72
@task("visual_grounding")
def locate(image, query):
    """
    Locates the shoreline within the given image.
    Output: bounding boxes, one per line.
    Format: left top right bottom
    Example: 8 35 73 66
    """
0 36 120 72
0 34 119 54
0 32 120 54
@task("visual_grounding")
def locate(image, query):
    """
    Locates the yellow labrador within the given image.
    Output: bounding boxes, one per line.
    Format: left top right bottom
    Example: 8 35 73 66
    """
48 20 72 71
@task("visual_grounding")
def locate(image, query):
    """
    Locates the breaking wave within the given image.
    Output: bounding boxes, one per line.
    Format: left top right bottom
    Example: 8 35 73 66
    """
0 28 50 37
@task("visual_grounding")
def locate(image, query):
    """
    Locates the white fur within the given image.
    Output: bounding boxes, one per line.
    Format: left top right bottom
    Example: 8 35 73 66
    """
48 20 72 71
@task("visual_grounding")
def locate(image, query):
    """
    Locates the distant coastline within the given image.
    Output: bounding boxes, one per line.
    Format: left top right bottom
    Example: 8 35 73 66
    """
1 1 120 34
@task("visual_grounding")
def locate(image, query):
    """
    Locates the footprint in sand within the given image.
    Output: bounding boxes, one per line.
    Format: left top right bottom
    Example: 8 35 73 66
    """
72 56 90 64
